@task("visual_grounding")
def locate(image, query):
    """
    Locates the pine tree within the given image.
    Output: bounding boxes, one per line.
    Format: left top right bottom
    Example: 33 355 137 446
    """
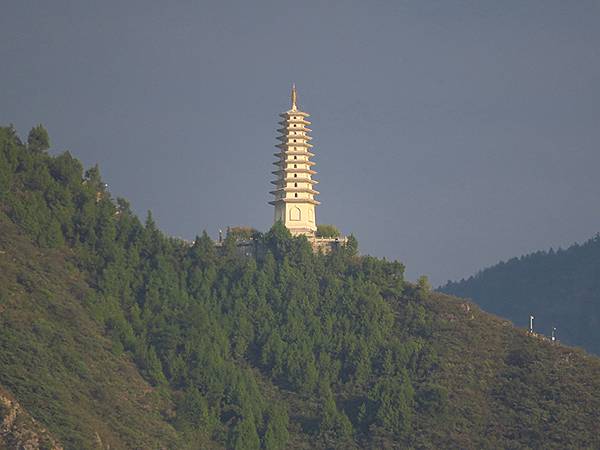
27 124 50 152
230 417 260 450
263 404 289 450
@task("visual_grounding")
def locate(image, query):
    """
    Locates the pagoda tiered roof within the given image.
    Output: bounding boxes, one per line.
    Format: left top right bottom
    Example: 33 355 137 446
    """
271 168 317 176
270 177 319 185
273 149 315 157
269 187 320 195
268 197 320 206
277 127 313 133
279 110 310 118
272 160 316 167
274 142 314 149
276 135 313 142
278 119 311 126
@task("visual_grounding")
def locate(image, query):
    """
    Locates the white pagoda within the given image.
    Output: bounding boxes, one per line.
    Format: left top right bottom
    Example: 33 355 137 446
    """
269 85 320 236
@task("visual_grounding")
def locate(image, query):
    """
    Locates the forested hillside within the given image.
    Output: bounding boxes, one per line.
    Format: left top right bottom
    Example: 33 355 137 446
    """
441 236 600 355
1 124 600 449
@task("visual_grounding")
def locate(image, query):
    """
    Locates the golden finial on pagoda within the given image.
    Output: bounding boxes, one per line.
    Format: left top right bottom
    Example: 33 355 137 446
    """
291 83 297 111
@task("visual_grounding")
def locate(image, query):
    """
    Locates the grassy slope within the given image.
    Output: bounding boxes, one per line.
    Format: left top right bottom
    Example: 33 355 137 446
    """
0 213 186 449
422 291 600 449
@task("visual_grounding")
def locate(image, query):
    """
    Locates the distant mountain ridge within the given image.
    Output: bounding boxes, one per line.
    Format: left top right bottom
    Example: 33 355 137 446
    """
440 235 600 354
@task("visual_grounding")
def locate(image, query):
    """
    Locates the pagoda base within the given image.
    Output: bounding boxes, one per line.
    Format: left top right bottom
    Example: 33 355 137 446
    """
288 228 316 237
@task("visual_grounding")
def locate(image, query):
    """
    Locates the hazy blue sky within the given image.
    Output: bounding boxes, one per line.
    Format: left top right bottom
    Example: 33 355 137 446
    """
2 1 599 284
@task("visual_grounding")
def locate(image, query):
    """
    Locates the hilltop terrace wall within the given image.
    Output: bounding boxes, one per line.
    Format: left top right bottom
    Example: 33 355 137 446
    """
214 236 348 257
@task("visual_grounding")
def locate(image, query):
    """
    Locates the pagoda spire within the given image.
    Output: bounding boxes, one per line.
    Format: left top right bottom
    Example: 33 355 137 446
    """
291 83 297 111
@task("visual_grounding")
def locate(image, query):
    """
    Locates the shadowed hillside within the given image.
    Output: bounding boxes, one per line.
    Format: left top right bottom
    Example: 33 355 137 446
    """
1 124 600 449
440 236 600 354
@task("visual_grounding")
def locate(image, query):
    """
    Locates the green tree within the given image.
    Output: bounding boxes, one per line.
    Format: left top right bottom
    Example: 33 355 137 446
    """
228 226 258 240
263 221 292 260
416 275 431 301
177 387 210 429
370 375 414 436
84 164 103 189
263 404 289 450
230 417 260 450
316 224 341 238
318 380 354 447
27 124 50 152
346 234 359 256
